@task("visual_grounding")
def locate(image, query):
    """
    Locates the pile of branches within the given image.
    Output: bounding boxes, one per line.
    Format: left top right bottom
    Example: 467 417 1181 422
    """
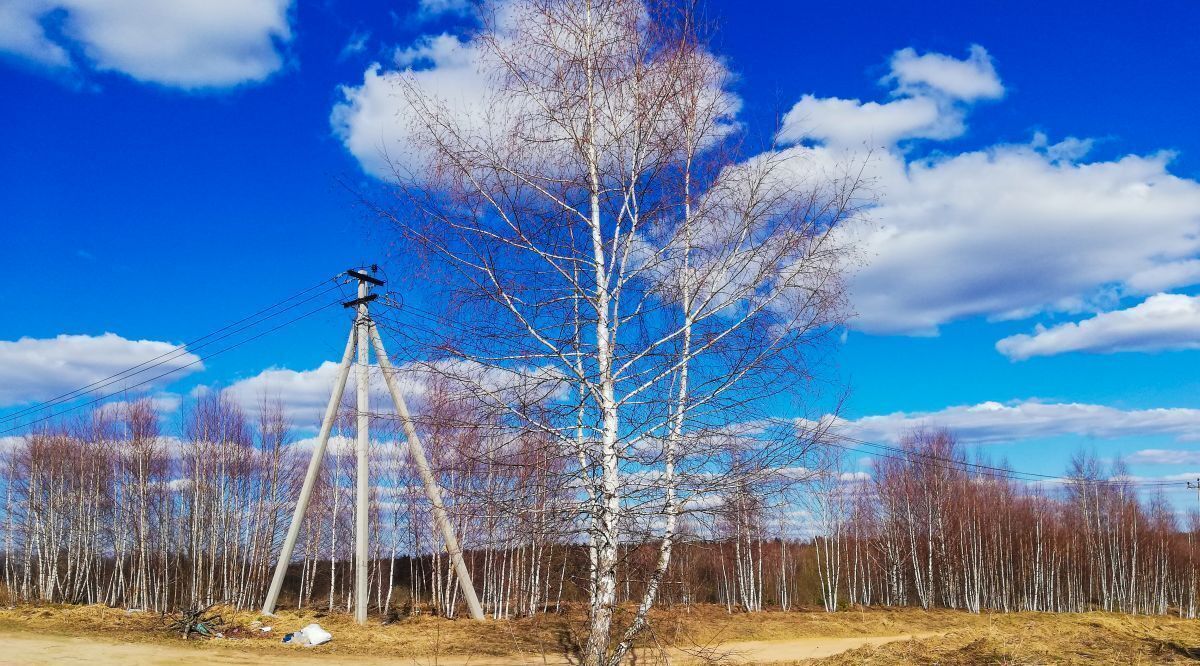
167 604 224 640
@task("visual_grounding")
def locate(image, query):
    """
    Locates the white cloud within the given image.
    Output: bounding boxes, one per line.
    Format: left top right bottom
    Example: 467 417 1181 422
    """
290 434 409 459
417 0 472 19
339 30 370 61
96 392 184 416
1125 260 1200 295
997 293 1200 359
0 0 71 67
828 399 1200 445
0 0 293 89
332 5 739 180
1127 449 1200 465
773 45 1200 335
837 145 1200 334
392 32 473 68
222 361 408 426
331 33 493 179
220 355 563 428
1032 132 1093 163
334 34 1200 338
778 95 956 148
0 436 24 453
1100 472 1200 497
0 333 202 408
1138 471 1200 483
779 45 1001 148
886 44 1003 102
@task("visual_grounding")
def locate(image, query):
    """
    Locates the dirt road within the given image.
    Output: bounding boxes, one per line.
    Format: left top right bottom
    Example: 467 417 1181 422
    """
701 633 936 663
0 629 933 665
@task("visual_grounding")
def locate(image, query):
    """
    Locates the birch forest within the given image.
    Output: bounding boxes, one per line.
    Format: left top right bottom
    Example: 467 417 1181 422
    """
3 397 1197 622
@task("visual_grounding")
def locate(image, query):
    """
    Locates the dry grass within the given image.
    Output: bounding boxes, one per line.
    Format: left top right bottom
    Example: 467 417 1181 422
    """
0 603 576 659
808 611 1200 665
0 602 958 656
634 605 971 651
2 603 1199 664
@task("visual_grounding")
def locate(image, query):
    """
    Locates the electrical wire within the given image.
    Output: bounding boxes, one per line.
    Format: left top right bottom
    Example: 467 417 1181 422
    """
368 297 1191 491
784 418 1188 489
0 285 346 435
0 277 343 425
177 282 1180 494
1 297 341 435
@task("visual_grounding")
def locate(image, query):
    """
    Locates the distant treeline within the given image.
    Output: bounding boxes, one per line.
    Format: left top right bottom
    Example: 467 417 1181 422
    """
1 396 1196 619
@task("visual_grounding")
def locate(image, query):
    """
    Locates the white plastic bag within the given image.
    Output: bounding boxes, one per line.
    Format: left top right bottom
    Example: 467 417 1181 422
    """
300 623 332 646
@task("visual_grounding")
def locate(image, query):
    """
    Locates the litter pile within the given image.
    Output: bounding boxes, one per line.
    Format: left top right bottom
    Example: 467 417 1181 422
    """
167 605 224 640
282 623 332 647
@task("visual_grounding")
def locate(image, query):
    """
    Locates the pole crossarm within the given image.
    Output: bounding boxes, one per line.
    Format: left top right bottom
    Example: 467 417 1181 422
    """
342 293 378 309
347 268 385 286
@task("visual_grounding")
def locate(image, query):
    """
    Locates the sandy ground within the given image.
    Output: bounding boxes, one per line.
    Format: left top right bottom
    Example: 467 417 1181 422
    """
0 629 933 665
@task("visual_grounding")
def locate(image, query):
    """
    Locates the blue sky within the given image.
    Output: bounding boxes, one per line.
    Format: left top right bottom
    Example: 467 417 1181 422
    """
2 0 1200 495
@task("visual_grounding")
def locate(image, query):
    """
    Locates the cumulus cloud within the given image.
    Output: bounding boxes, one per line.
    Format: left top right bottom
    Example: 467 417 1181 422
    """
0 436 25 453
221 355 564 428
1135 471 1200 483
0 0 71 67
339 31 370 61
0 0 293 89
290 434 409 460
331 33 493 178
838 145 1200 334
997 293 1200 359
332 32 1200 338
0 333 202 408
826 399 1200 445
332 6 739 180
779 45 1001 148
778 95 955 148
885 44 1003 102
1127 449 1200 465
95 392 185 417
221 361 404 426
773 45 1200 335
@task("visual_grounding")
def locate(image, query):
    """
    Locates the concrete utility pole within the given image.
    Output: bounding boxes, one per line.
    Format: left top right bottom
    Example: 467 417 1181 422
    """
261 267 485 622
353 273 372 624
1189 479 1200 506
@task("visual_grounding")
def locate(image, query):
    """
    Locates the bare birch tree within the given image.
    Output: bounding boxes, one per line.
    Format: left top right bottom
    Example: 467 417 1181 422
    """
368 0 861 661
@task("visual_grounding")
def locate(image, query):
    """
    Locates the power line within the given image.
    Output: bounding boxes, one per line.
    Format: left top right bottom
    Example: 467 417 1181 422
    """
0 277 343 426
335 290 1193 491
0 289 345 435
784 419 1187 489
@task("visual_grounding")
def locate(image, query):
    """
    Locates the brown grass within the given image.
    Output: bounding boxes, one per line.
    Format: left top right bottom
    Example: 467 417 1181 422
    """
0 602 962 656
807 611 1200 665
0 603 575 659
2 603 1199 664
0 603 924 663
